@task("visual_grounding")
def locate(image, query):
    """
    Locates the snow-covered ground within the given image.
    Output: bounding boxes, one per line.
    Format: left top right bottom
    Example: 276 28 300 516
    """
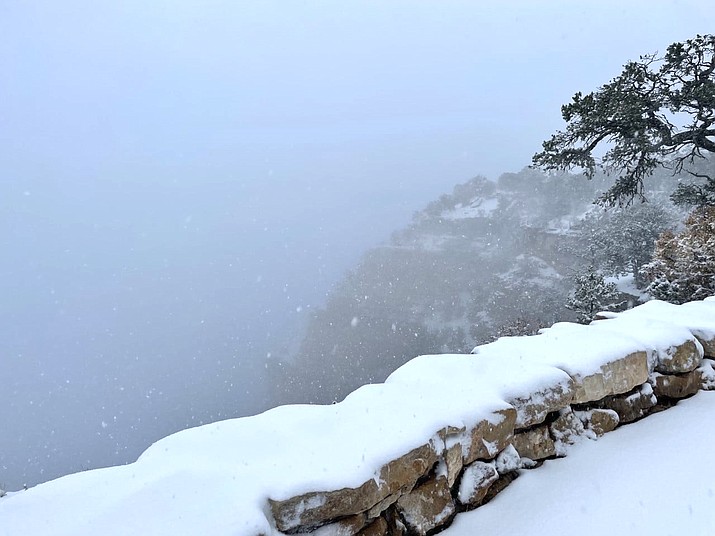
446 390 715 536
1 298 713 535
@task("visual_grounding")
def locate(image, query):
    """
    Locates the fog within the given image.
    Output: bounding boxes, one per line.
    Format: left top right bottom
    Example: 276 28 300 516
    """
1 1 710 489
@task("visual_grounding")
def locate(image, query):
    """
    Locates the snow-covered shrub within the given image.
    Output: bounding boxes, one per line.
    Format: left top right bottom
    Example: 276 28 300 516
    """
642 207 715 304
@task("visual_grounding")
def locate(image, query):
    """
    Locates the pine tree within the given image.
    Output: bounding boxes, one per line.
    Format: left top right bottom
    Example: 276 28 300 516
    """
574 202 678 287
566 266 621 323
534 34 715 206
642 206 715 303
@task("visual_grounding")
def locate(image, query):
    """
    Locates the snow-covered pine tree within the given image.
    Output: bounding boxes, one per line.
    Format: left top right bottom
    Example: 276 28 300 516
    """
566 265 621 323
641 206 715 303
573 202 678 287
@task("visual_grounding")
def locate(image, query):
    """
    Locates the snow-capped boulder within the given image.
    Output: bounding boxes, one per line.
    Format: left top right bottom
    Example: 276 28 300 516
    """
474 325 649 407
269 443 437 533
538 323 651 403
464 408 516 463
591 314 703 374
600 300 715 358
569 349 650 404
655 339 703 374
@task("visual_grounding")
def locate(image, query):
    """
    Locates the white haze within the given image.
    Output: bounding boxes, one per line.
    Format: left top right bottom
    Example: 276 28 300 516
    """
0 0 711 489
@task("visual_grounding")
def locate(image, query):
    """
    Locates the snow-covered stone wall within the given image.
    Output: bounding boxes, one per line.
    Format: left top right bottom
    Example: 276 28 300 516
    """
1 299 714 536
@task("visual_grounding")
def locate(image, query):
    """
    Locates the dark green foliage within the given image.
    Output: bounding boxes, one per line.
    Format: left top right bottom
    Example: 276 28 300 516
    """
534 34 715 206
670 156 715 207
566 265 621 324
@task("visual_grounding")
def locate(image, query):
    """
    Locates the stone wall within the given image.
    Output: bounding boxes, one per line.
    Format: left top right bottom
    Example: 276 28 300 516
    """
268 299 715 535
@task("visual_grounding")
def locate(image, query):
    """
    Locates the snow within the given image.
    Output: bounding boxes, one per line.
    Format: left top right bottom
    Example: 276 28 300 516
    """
458 461 497 504
441 197 499 220
0 353 533 536
494 444 520 474
598 299 715 346
605 273 650 301
445 391 715 536
588 313 703 370
473 322 645 380
0 348 571 536
1 299 713 535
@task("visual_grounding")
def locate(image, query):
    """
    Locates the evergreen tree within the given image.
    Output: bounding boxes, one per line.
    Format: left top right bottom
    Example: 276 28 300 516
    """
574 202 678 286
534 34 715 206
642 206 715 303
566 266 621 323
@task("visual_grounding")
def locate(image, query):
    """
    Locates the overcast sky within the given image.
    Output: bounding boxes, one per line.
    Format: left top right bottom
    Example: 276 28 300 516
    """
1 1 712 489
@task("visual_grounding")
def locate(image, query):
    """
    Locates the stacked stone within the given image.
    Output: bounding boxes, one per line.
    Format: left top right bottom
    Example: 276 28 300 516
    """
268 301 715 536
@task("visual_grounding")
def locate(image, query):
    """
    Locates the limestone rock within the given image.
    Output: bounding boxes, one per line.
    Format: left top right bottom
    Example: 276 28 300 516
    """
576 408 619 437
550 407 586 455
508 377 575 429
365 493 399 520
313 514 367 536
481 471 520 504
269 443 437 533
396 476 455 536
699 336 715 359
699 359 715 390
464 408 517 463
457 461 498 507
357 517 388 536
570 351 649 404
596 383 657 424
442 442 464 489
650 370 702 399
383 507 407 536
511 425 556 461
655 339 703 374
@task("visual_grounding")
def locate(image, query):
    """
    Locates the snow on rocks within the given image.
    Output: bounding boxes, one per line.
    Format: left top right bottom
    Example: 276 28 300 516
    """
549 407 587 456
598 299 715 357
591 310 704 373
494 445 520 474
574 408 619 437
1 299 714 536
473 323 649 406
699 359 715 390
457 462 498 507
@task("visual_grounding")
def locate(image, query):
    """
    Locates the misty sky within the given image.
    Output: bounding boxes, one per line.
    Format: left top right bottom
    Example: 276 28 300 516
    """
1 1 712 489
